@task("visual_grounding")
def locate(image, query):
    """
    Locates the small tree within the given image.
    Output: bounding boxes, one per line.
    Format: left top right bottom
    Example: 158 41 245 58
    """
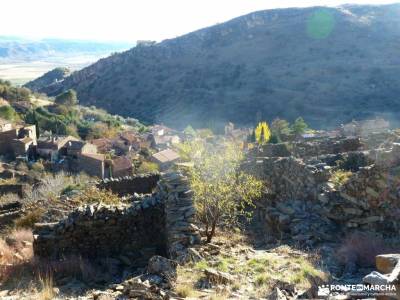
55 89 78 106
254 121 271 145
183 125 196 138
0 105 18 121
271 118 291 138
291 117 308 135
186 141 263 242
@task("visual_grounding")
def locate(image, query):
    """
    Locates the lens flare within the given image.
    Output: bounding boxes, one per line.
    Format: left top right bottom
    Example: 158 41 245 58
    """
307 9 335 39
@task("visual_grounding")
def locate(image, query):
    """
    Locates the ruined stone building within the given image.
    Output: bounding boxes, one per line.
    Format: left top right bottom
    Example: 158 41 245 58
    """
77 153 106 178
0 119 37 159
65 140 97 158
37 135 79 162
340 118 390 137
108 156 133 178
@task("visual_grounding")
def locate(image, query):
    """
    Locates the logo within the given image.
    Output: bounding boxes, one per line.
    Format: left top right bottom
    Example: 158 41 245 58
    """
317 285 330 297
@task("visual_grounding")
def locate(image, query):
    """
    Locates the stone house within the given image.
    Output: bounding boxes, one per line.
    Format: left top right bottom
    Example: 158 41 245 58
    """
153 135 181 150
151 148 180 170
108 156 133 178
37 135 79 162
66 141 97 158
0 120 37 158
150 124 176 137
119 131 141 151
78 153 106 178
11 137 35 157
90 138 114 154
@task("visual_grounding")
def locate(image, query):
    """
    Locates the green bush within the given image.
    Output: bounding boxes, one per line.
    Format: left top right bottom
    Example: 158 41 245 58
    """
137 161 159 174
0 105 18 121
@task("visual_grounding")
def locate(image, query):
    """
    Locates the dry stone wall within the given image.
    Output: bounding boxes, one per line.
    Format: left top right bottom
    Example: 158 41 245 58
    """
97 173 160 196
247 140 400 247
158 172 200 261
255 137 363 159
33 198 166 263
0 184 26 197
33 171 200 264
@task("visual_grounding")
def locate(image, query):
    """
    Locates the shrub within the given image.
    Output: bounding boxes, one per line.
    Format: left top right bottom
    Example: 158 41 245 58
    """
330 170 352 188
137 161 159 174
14 209 45 229
255 273 271 286
30 161 45 172
74 187 121 205
176 283 195 297
0 105 18 121
188 141 263 242
55 89 78 106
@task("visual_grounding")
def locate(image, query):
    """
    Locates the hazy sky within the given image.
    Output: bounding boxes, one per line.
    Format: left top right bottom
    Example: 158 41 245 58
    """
1 0 397 42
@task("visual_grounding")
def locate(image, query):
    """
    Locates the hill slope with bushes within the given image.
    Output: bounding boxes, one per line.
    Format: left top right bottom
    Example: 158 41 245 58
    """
29 4 400 129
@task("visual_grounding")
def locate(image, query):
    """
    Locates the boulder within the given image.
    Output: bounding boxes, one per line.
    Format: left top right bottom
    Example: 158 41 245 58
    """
147 255 177 282
204 268 234 284
363 271 390 285
376 254 400 274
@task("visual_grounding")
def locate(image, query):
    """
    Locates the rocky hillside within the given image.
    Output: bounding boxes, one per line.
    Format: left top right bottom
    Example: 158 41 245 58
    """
32 4 400 129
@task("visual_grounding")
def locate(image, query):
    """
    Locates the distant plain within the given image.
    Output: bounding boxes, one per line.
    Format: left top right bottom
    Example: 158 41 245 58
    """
0 54 104 86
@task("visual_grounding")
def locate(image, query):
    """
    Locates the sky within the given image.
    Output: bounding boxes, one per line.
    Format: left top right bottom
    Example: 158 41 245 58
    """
0 0 398 42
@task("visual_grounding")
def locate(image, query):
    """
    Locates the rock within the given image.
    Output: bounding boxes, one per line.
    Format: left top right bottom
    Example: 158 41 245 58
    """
187 247 203 262
376 254 400 274
204 268 234 284
147 255 177 282
363 271 390 285
268 287 288 300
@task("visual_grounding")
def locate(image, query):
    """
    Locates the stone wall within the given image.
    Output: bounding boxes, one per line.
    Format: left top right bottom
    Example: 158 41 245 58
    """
97 173 160 196
0 184 26 197
33 172 200 264
255 137 363 159
34 196 166 264
158 172 200 261
248 142 400 247
243 156 330 201
0 201 22 231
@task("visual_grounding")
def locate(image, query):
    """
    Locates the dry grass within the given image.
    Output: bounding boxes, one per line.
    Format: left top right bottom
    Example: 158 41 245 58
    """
175 282 195 298
35 274 56 300
0 229 34 284
175 232 328 298
14 210 45 229
73 186 121 205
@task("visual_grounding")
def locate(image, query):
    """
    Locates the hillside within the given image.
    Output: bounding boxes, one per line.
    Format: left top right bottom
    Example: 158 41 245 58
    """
24 67 71 93
0 36 133 62
28 4 400 129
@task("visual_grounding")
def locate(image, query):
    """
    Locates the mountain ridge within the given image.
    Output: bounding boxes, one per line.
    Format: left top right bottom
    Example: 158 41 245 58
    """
0 36 134 62
26 3 400 129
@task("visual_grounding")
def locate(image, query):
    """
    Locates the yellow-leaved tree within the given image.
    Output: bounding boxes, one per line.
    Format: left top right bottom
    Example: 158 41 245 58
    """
179 140 264 242
255 121 271 145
